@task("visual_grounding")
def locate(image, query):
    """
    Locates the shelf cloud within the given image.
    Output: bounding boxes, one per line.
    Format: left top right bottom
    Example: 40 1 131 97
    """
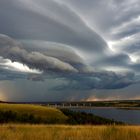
0 0 140 101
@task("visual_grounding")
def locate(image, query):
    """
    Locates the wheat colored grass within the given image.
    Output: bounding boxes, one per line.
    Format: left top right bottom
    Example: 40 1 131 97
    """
0 124 140 140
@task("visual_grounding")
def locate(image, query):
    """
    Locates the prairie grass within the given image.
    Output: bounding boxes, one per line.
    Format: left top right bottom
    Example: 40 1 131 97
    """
0 103 67 122
0 124 140 140
0 103 121 124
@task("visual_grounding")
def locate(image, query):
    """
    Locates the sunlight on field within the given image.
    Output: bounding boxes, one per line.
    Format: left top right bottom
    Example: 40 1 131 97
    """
0 103 66 119
0 103 67 123
0 124 140 140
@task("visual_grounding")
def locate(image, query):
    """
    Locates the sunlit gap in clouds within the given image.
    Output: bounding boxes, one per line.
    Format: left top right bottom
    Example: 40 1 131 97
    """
107 38 140 64
107 41 118 53
0 91 7 101
129 55 139 63
0 58 42 74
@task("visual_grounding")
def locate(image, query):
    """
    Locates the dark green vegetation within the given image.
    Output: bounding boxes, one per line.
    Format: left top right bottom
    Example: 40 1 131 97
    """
0 110 40 123
0 103 124 125
61 109 124 125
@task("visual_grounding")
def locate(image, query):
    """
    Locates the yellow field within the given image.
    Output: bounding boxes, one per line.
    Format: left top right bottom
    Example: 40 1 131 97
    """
0 124 139 140
0 103 67 122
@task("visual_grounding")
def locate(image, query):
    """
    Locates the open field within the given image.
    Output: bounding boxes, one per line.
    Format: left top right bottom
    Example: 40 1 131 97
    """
0 103 67 123
0 103 139 140
0 124 140 140
0 103 123 124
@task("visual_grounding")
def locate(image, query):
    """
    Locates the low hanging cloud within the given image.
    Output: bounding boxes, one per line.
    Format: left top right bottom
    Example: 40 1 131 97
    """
0 34 137 90
0 0 140 102
53 71 136 90
0 68 27 81
6 48 78 73
0 34 78 73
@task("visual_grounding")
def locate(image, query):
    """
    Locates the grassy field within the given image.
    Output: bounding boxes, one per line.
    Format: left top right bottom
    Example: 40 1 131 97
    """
0 124 139 140
0 103 67 123
0 103 139 140
0 103 123 124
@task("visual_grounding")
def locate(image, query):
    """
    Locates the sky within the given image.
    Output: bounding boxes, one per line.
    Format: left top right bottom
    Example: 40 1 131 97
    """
0 0 140 101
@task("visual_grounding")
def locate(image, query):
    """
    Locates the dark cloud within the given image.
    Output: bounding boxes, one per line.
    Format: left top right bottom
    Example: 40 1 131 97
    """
0 34 78 73
0 34 138 91
0 0 108 56
0 69 26 81
93 53 131 68
0 0 140 101
53 71 136 90
27 74 45 81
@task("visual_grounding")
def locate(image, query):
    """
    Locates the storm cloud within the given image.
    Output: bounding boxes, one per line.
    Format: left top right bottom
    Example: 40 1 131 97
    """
0 34 137 91
0 34 78 73
0 0 140 101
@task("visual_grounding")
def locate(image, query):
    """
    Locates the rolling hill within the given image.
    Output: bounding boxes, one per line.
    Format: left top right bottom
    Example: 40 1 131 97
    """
0 103 67 123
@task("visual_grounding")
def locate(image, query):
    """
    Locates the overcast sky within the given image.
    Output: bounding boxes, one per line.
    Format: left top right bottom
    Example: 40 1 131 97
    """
0 0 140 101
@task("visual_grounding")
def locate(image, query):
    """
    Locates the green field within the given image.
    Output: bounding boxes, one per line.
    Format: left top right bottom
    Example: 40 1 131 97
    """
0 103 67 123
0 124 140 140
0 103 123 124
